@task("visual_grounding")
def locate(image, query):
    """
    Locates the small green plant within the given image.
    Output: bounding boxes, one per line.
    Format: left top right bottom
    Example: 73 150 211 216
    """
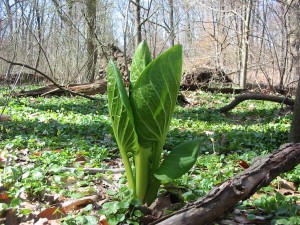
98 187 142 225
253 193 299 217
244 192 300 225
107 41 201 204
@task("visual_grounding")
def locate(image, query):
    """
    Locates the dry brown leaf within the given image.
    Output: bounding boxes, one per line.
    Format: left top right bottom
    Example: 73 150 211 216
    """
75 154 86 162
62 195 102 212
0 192 11 204
0 114 11 122
0 192 9 200
38 207 67 220
278 177 297 191
238 159 250 169
99 215 109 225
33 149 61 156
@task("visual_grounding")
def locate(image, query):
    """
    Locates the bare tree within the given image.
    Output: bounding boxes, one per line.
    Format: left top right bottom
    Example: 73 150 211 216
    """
134 0 142 48
168 0 175 46
240 0 253 89
84 0 97 83
289 0 300 142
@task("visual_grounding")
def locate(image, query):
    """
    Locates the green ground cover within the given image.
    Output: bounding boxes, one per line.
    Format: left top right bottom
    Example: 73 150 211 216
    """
0 89 299 224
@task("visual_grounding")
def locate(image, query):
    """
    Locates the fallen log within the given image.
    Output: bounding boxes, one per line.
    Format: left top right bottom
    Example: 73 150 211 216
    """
152 143 300 225
0 56 101 100
219 93 294 113
11 81 107 98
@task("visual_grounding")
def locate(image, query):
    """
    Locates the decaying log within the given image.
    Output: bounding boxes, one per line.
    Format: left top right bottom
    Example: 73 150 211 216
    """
0 56 99 100
219 93 295 113
153 143 300 225
10 81 106 98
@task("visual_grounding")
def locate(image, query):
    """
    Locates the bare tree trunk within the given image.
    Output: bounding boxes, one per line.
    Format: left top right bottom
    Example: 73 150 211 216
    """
240 0 253 89
4 0 13 35
169 0 175 47
85 0 97 83
134 0 142 48
34 0 43 78
289 0 300 142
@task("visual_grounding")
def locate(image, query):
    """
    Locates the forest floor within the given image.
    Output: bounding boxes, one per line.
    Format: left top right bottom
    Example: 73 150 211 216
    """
0 87 299 225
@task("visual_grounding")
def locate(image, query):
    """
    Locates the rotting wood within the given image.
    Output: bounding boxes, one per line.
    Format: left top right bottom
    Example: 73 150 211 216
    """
151 143 300 225
10 81 106 98
219 93 294 113
0 56 99 100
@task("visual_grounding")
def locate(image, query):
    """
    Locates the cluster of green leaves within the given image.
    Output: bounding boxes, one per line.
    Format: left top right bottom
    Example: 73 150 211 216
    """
242 193 300 225
107 41 201 204
98 187 142 225
62 204 100 225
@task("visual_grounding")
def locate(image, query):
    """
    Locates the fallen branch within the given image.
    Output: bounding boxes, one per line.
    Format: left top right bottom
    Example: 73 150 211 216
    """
219 93 294 113
153 143 300 225
11 81 107 98
0 56 98 100
61 167 125 174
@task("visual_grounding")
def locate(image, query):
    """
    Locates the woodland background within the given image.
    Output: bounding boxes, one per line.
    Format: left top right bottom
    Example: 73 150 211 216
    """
0 0 299 92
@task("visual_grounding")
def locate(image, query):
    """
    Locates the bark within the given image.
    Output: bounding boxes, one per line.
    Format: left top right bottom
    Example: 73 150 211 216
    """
219 93 294 113
168 0 175 46
134 0 142 48
153 143 300 225
85 0 97 83
289 0 300 142
240 0 253 89
290 79 300 142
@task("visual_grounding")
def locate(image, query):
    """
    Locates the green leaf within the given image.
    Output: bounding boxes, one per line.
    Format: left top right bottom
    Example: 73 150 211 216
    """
130 41 152 86
49 164 62 173
20 208 32 215
0 203 9 211
107 60 138 189
102 201 120 215
107 61 137 154
130 44 182 147
154 139 201 181
10 198 21 207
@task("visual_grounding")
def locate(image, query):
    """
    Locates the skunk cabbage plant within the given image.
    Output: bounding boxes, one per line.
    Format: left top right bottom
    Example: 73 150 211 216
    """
107 41 200 205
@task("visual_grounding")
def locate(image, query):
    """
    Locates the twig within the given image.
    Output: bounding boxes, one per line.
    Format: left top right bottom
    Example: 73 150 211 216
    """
61 167 125 174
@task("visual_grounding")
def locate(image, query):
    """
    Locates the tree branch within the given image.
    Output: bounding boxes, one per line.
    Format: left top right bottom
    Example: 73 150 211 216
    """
219 93 294 113
153 143 300 225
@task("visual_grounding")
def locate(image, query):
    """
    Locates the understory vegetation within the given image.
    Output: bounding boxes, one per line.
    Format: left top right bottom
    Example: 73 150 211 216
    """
0 88 299 224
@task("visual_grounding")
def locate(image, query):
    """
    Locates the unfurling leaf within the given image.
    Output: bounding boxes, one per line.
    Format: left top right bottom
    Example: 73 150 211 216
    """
154 139 201 181
130 41 152 86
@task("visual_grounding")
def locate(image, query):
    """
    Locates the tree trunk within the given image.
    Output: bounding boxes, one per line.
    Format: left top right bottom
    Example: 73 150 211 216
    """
168 0 175 47
240 0 253 89
289 0 300 142
134 0 142 48
153 143 300 225
85 0 97 83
